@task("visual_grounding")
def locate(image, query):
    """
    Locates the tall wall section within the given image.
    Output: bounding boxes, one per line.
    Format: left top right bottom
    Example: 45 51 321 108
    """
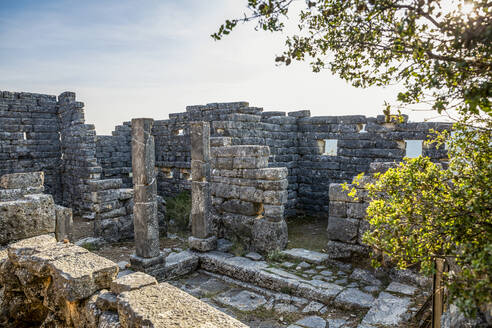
0 91 62 202
295 115 450 213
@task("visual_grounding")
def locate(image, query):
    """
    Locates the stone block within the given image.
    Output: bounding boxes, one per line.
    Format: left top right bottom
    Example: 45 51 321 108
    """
347 202 368 219
131 118 155 186
0 194 56 245
263 204 284 222
96 291 118 311
55 205 73 242
263 190 288 205
0 172 44 189
190 121 210 162
111 272 157 294
191 160 210 181
117 283 247 328
129 252 166 276
221 199 262 216
325 240 368 259
329 184 356 202
210 137 232 147
329 201 347 217
252 219 288 253
188 236 217 252
211 145 269 158
191 181 212 239
327 217 359 243
133 202 159 258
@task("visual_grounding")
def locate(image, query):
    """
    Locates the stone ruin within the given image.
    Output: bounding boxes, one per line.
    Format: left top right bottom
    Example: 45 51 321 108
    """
3 89 477 327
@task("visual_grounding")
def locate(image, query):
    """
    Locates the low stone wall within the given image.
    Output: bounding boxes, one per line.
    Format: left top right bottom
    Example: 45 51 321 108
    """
90 178 166 243
0 235 246 328
210 137 288 253
0 172 72 245
326 162 397 259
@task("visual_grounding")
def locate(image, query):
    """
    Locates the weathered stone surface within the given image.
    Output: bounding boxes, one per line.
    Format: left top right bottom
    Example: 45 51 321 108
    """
191 181 212 239
252 219 288 253
295 315 326 328
302 301 325 313
111 272 157 294
245 252 263 261
132 118 160 260
327 217 359 243
117 282 247 328
97 291 119 311
361 292 411 326
161 251 199 280
0 194 56 245
190 121 210 162
0 172 44 189
325 240 368 259
133 202 159 258
189 236 217 252
129 252 166 278
98 311 122 328
350 268 382 286
55 204 73 242
385 282 417 296
214 289 267 311
334 288 375 310
279 248 329 264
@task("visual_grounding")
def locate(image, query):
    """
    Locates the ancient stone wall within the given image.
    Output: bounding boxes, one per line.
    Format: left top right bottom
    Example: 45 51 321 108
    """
0 91 62 202
2 90 451 222
326 162 402 259
96 122 133 187
58 92 103 218
296 115 450 214
98 103 450 219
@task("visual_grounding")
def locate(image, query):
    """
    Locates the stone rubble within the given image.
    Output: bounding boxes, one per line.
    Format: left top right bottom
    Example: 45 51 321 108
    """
0 234 246 328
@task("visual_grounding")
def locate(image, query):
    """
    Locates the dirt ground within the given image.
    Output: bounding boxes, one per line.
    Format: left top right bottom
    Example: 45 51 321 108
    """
72 216 188 263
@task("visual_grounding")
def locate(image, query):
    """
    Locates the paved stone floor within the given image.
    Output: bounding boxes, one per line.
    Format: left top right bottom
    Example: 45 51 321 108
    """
170 247 429 328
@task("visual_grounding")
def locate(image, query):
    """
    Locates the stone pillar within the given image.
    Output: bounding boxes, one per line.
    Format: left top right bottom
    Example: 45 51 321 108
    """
188 122 217 251
130 118 165 274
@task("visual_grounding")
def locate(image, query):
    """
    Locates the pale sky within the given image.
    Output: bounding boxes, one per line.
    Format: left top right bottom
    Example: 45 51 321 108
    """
0 0 446 135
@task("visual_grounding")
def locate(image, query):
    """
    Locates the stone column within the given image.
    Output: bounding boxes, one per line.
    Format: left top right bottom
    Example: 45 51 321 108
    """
188 122 216 251
130 118 165 274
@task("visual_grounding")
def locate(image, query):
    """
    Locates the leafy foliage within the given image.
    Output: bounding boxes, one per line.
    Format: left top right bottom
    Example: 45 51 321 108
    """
354 120 491 316
214 0 491 117
165 191 192 231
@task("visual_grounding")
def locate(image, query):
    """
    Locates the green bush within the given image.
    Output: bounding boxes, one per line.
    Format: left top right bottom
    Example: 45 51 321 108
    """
356 120 492 316
165 191 191 231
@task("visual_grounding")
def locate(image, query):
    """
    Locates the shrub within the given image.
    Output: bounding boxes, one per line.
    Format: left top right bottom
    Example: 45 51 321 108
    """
165 191 191 232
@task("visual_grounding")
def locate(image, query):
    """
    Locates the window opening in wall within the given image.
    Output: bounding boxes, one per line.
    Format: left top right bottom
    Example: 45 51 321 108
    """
129 172 133 178
358 124 367 133
181 169 191 181
323 139 338 156
161 168 173 179
405 140 423 158
173 129 184 136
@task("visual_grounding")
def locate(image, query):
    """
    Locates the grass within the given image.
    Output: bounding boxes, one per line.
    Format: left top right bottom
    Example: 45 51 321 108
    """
286 214 329 252
230 239 247 257
165 191 191 232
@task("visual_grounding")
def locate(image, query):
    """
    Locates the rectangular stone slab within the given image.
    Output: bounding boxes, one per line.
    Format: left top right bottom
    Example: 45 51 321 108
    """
117 282 247 328
0 172 44 189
